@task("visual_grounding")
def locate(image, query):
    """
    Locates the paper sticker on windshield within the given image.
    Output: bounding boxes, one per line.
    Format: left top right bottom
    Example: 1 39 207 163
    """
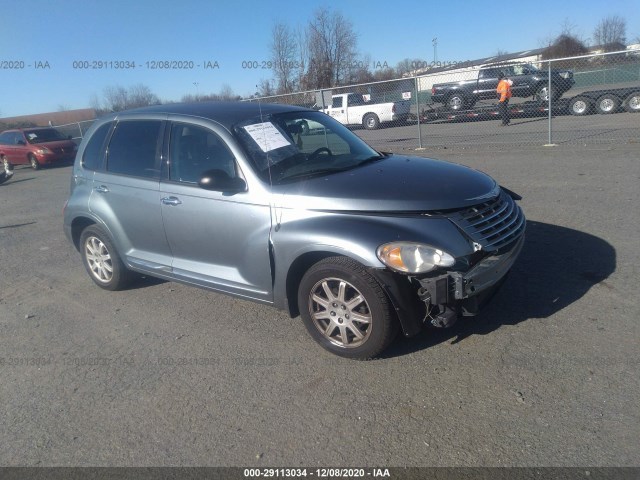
243 122 290 153
27 133 38 140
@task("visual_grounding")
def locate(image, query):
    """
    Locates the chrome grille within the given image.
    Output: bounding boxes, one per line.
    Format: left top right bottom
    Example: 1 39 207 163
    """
447 190 525 252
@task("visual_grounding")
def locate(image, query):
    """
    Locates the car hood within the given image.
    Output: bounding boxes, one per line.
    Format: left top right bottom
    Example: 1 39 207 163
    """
31 139 76 149
271 154 499 212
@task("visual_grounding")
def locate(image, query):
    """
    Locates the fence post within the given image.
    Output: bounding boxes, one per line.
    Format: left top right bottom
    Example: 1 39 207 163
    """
415 76 423 150
546 60 556 147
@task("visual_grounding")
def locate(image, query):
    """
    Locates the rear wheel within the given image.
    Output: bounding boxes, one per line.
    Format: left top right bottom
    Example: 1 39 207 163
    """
568 96 593 116
535 84 557 102
29 154 40 170
595 94 620 114
623 91 640 113
80 225 132 291
2 156 12 172
298 256 398 359
363 113 380 130
447 93 466 111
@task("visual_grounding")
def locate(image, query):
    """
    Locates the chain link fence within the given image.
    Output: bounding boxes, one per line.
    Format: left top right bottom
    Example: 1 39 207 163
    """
51 120 96 142
246 49 640 150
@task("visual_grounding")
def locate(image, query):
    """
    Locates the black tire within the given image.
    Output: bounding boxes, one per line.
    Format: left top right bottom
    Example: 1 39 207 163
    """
298 256 398 359
363 113 380 130
534 84 556 102
595 94 620 114
623 91 640 113
447 93 466 111
29 154 40 170
568 96 593 116
79 225 132 291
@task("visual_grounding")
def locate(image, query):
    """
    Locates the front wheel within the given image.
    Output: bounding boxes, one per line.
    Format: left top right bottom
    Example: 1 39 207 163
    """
298 257 398 359
29 154 40 170
79 225 132 291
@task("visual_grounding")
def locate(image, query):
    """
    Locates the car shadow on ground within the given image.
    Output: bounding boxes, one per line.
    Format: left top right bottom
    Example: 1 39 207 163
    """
0 177 36 186
381 220 617 358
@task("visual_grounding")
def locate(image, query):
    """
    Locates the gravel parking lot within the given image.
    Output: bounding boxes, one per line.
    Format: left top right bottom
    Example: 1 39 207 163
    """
0 126 638 468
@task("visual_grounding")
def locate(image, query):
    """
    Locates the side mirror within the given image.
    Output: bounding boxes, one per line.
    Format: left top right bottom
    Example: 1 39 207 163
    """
198 169 246 193
16 140 26 146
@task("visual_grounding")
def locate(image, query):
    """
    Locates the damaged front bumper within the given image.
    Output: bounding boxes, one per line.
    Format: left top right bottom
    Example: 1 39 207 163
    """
419 234 525 319
373 234 525 336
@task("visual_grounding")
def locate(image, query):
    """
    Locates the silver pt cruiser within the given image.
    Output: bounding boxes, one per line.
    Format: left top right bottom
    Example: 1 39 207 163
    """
63 102 525 359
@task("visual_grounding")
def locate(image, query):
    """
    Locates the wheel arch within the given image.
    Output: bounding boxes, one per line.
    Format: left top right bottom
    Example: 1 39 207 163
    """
281 250 424 338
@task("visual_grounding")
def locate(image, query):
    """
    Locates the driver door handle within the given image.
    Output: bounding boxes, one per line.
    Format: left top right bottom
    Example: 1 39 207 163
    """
161 196 182 206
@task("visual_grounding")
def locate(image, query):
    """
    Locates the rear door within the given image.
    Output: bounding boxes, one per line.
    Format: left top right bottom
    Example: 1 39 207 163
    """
89 118 173 271
159 120 273 302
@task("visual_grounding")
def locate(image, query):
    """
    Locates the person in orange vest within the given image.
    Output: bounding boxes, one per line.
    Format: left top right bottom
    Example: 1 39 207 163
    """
496 72 512 126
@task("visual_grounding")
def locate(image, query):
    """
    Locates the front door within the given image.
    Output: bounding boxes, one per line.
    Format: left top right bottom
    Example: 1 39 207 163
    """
159 122 273 302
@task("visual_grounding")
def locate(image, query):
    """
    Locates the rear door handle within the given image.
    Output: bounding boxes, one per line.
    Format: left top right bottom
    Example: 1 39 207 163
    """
94 185 109 193
161 196 182 206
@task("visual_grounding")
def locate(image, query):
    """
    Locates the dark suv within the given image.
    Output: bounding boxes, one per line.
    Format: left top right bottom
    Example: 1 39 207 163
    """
0 127 77 170
63 102 525 359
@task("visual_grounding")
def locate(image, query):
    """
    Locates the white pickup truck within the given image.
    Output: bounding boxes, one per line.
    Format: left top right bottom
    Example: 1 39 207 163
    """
321 93 411 130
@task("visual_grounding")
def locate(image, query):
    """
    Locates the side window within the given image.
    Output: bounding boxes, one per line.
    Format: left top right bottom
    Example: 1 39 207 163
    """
348 95 365 106
82 122 112 171
332 96 343 108
106 120 162 178
0 132 11 145
169 123 237 184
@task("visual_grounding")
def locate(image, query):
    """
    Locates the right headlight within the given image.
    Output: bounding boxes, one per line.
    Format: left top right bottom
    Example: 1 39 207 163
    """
377 242 455 274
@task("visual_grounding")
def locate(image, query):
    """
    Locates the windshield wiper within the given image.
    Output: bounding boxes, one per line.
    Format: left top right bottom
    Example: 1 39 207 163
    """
355 154 387 166
278 166 353 182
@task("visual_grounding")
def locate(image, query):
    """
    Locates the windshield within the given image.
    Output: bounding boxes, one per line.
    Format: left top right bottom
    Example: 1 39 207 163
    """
512 64 539 75
24 128 67 144
233 111 383 184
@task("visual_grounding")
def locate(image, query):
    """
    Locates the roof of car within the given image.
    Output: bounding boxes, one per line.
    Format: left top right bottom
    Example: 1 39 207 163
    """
119 101 312 129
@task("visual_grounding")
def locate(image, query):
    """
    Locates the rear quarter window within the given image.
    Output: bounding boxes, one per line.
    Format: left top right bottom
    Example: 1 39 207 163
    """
106 120 162 178
82 122 112 171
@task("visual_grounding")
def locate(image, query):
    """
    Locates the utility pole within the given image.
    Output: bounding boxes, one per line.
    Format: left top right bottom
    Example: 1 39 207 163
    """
193 82 200 100
432 37 438 63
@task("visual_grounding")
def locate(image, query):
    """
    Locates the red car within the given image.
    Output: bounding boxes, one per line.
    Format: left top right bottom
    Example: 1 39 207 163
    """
0 127 77 170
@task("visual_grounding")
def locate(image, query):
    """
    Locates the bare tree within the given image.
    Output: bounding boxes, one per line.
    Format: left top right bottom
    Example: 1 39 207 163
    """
593 15 627 47
103 86 129 112
305 7 358 88
396 58 428 76
96 84 160 112
270 22 298 94
256 79 276 97
218 84 236 100
541 34 589 60
128 84 160 108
